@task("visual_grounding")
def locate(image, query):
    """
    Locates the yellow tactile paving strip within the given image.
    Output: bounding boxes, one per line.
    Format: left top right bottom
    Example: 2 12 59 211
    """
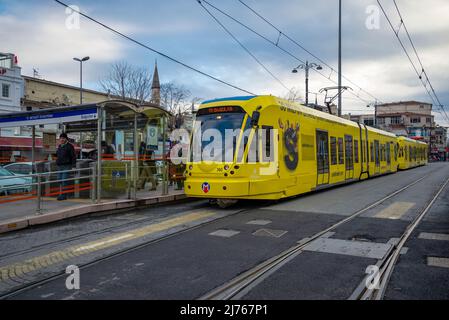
374 202 415 220
0 211 215 283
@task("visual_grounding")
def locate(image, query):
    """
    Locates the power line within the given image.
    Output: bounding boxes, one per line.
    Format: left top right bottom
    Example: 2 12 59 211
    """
377 0 449 123
237 0 383 104
392 0 449 123
53 0 256 96
196 0 291 92
198 0 371 106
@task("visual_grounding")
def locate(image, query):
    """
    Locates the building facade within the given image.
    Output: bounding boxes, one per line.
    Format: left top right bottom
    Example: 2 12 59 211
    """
0 53 24 114
348 101 447 159
22 76 110 110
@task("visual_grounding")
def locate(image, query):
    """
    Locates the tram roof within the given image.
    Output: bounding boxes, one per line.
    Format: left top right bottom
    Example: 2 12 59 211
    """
398 136 428 145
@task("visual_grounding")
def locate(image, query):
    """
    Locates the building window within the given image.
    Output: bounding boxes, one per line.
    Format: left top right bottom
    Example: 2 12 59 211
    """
426 117 431 124
364 119 374 126
1 83 10 98
377 117 385 125
411 117 421 123
391 116 401 124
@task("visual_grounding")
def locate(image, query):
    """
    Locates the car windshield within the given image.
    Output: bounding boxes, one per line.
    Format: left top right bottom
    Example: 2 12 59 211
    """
190 110 246 162
0 167 14 177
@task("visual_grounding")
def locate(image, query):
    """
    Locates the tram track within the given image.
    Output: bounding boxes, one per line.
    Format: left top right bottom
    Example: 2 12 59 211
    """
0 168 439 300
351 174 449 300
0 200 210 261
199 170 441 300
0 203 258 300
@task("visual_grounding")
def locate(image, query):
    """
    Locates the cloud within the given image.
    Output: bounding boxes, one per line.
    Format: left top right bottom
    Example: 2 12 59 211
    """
1 0 448 125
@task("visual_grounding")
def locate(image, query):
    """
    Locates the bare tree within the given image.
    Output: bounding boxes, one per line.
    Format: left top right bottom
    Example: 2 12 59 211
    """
284 87 303 103
160 82 192 115
100 61 152 103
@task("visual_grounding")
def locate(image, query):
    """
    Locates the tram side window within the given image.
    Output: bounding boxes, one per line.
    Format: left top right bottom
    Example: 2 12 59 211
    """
370 142 374 162
361 139 365 163
246 130 260 163
338 138 344 164
354 139 359 163
386 142 391 164
344 135 354 170
374 140 380 165
409 146 412 161
330 137 337 165
261 126 273 162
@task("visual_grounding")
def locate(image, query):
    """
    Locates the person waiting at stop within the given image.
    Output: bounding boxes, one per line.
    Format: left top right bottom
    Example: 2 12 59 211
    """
56 133 76 201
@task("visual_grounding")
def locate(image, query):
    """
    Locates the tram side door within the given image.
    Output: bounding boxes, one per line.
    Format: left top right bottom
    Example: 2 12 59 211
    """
374 140 380 174
344 135 354 180
386 142 391 171
316 130 330 185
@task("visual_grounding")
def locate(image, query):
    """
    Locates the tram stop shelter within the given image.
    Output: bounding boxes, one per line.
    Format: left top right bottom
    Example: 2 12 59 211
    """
0 100 176 206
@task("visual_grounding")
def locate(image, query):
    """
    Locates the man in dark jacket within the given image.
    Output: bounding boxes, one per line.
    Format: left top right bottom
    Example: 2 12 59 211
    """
56 133 76 200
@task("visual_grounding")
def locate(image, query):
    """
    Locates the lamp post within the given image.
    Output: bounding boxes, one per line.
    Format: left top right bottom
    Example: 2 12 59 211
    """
292 61 322 106
73 56 90 104
367 100 378 128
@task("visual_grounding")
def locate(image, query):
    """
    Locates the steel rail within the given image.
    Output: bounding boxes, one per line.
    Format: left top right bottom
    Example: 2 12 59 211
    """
0 203 259 300
199 172 432 300
354 175 449 300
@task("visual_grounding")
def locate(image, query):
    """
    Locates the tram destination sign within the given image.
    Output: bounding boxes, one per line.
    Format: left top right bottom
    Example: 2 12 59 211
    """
197 106 245 115
0 107 98 128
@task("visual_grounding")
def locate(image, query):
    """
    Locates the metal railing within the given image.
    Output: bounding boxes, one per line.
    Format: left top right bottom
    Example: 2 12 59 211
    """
0 161 186 216
0 167 96 215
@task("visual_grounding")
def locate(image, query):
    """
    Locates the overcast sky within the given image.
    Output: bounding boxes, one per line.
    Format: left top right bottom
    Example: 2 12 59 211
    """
1 0 448 125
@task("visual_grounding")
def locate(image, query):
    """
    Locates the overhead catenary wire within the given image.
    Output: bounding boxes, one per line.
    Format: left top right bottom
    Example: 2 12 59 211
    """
392 0 449 124
196 0 291 92
237 0 383 104
52 0 256 96
377 0 449 124
198 0 371 106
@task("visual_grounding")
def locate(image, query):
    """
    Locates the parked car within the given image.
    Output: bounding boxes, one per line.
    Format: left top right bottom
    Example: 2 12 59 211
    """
0 167 33 196
3 162 34 175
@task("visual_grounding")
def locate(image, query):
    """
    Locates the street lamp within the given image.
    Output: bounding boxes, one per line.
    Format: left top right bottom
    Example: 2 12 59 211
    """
292 61 322 106
73 56 90 104
367 100 378 128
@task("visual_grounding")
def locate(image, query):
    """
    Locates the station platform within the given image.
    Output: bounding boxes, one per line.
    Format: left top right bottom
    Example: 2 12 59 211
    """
0 186 186 234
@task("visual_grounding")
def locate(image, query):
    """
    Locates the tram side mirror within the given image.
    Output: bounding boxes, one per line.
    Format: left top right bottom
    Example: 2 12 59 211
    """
251 111 260 127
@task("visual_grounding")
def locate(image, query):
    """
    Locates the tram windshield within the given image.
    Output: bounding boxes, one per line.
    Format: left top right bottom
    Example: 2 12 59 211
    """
190 107 248 162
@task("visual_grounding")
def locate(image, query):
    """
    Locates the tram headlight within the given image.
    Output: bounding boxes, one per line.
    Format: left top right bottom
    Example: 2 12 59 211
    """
224 165 230 171
189 165 193 170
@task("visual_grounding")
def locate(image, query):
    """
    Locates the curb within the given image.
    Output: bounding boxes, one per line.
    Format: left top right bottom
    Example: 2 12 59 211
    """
0 193 188 235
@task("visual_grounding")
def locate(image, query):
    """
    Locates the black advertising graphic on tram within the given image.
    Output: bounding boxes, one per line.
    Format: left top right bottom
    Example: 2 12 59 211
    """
279 119 300 171
197 106 245 116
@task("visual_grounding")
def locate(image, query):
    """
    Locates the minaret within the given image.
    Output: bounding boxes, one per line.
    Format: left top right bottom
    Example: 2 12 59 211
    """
150 61 161 106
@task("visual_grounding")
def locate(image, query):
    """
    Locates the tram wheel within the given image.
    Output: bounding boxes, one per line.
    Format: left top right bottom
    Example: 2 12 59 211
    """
217 199 238 209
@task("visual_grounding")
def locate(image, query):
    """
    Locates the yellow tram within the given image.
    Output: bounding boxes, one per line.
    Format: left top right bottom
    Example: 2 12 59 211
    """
184 96 427 203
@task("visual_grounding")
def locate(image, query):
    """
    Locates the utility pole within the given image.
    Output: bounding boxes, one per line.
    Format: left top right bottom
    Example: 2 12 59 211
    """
338 0 342 117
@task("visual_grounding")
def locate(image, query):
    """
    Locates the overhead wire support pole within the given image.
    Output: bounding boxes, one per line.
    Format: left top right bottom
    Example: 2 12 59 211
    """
338 0 342 117
199 0 371 106
236 0 382 104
